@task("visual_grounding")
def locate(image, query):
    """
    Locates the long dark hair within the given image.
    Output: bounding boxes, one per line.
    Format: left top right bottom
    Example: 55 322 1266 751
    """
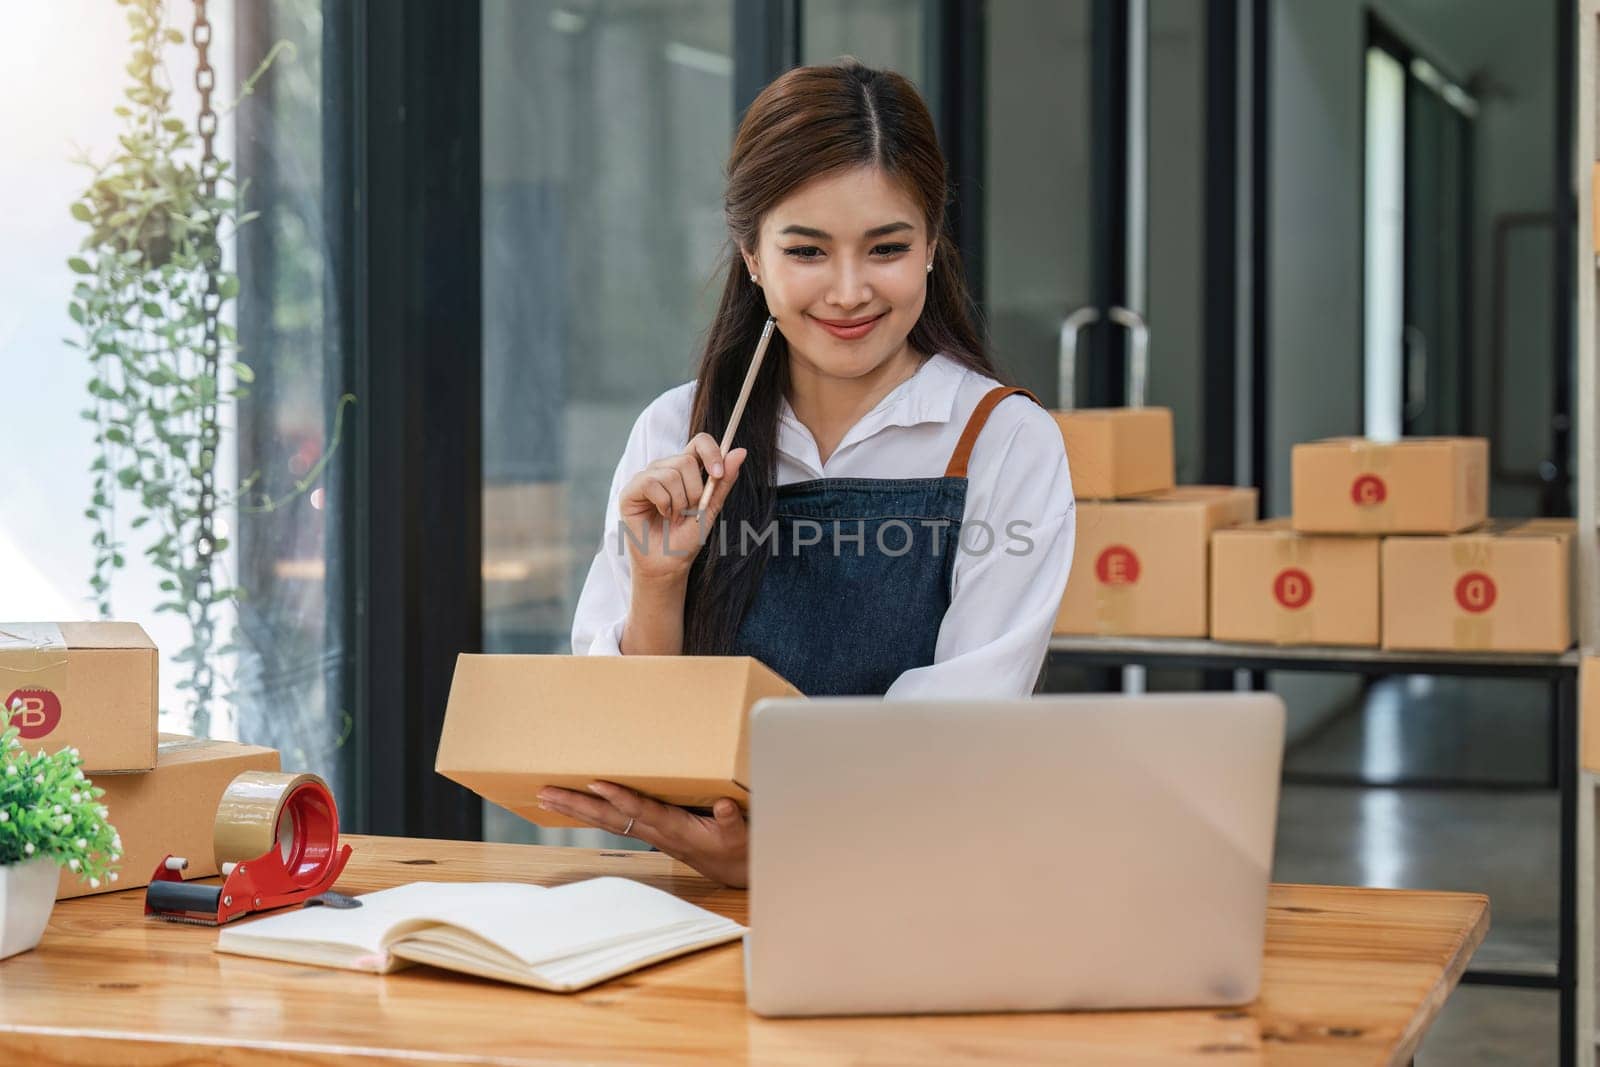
682 59 1009 654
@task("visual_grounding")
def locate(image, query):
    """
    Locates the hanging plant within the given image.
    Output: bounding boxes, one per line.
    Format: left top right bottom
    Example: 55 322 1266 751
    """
67 0 350 737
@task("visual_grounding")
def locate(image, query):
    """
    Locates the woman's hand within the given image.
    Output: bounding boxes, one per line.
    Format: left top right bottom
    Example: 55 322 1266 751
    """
618 433 748 586
537 781 749 889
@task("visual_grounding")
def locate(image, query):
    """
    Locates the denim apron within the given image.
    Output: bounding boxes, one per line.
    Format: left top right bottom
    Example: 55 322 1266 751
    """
730 386 1042 696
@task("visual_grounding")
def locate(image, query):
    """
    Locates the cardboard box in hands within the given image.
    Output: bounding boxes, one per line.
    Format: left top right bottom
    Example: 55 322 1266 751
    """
436 655 802 828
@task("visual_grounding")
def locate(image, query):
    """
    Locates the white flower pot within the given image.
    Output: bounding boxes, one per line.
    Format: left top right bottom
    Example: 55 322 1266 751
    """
0 856 58 961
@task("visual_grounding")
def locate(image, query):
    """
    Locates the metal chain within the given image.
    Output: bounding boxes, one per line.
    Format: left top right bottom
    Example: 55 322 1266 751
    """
191 0 220 724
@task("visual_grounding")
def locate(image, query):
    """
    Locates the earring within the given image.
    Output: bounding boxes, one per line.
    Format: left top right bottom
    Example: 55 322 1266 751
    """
750 273 758 284
925 262 933 273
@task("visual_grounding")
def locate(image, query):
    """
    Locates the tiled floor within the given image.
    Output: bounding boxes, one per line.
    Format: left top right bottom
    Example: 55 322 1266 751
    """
1276 674 1560 1065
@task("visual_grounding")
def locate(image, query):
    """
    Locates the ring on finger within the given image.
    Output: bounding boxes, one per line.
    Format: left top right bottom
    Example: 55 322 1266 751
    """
620 816 636 837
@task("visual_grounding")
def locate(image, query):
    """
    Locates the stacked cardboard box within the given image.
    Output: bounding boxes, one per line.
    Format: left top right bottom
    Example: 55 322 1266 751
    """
0 622 281 900
1381 518 1574 654
1211 437 1572 653
1210 519 1380 647
57 734 279 899
1051 408 1258 637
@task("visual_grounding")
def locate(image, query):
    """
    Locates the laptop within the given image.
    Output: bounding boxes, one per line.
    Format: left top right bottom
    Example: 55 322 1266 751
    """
744 692 1285 1017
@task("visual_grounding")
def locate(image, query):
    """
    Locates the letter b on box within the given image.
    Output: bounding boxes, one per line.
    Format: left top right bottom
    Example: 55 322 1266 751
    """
4 689 61 740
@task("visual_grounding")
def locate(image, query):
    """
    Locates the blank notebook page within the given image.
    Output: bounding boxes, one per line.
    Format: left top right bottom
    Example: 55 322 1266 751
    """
217 878 740 968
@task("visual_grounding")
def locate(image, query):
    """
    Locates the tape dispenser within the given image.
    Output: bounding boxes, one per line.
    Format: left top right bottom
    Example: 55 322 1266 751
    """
144 770 352 926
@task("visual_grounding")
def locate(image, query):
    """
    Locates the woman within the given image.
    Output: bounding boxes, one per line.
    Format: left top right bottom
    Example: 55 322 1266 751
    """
539 60 1075 887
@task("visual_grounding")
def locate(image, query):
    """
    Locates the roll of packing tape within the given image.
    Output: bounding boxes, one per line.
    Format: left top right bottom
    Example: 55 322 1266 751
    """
213 771 337 885
147 769 350 925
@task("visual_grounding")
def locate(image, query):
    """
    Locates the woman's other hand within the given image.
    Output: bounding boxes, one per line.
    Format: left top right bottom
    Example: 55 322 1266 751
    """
617 433 748 586
537 781 749 889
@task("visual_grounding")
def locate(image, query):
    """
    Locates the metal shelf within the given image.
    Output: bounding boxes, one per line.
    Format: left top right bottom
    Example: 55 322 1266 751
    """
1047 635 1579 678
1049 631 1581 1064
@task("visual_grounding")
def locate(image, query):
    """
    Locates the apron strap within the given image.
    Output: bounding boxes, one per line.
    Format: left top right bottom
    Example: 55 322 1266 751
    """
943 386 1044 478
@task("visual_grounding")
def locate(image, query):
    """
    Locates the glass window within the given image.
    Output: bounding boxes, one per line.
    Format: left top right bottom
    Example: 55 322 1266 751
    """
229 0 353 795
481 0 736 846
1363 46 1406 442
1145 0 1207 481
0 1 352 798
984 0 1093 400
802 0 928 89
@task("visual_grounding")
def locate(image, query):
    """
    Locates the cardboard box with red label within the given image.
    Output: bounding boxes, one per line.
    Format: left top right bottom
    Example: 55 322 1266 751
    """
1380 519 1574 653
437 654 801 827
1054 486 1258 637
1291 437 1487 534
0 622 157 773
1210 519 1380 647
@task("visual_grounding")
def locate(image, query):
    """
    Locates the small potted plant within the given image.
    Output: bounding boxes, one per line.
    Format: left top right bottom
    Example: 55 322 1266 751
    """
0 699 121 960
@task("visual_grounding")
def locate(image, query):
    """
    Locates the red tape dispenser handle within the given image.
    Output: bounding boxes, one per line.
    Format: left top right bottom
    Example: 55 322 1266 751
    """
145 770 353 926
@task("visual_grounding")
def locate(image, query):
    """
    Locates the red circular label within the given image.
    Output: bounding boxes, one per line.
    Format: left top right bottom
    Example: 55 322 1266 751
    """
1455 572 1497 614
1095 545 1141 586
1273 568 1314 610
4 689 61 740
1351 474 1388 507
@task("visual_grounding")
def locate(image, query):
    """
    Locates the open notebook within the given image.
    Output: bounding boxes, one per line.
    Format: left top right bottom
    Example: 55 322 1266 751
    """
215 878 746 992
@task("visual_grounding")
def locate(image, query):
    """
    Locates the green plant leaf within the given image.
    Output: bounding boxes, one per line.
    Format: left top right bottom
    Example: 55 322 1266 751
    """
231 361 254 383
67 257 93 274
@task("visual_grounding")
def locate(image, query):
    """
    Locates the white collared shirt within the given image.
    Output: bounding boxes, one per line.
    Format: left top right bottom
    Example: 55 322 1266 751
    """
570 352 1077 698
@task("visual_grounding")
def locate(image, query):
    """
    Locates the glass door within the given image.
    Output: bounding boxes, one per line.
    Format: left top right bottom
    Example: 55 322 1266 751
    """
481 0 738 847
1402 64 1473 438
983 0 1096 405
478 0 1242 839
986 0 1216 484
1362 21 1476 441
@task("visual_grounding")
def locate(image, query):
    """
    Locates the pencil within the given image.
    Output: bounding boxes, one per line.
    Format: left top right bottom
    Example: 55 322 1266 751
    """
696 315 778 514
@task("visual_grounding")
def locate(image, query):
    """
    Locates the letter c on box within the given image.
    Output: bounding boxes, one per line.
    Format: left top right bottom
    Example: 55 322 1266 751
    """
1351 474 1388 507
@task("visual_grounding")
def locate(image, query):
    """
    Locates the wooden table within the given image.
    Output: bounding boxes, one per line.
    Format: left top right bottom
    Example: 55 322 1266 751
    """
0 835 1486 1065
